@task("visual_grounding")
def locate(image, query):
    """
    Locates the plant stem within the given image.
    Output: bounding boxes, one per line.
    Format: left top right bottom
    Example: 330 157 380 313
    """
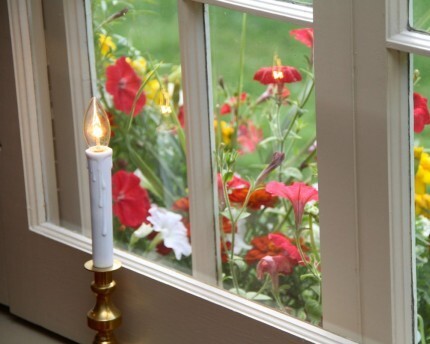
418 313 427 344
233 13 247 143
309 215 320 261
272 287 285 312
295 229 321 282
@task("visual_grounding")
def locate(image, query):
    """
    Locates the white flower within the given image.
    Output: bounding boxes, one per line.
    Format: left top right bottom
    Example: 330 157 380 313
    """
147 206 191 260
225 220 252 255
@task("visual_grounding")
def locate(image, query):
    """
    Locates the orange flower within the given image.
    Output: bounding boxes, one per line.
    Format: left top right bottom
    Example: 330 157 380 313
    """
171 197 191 237
229 180 278 210
172 197 189 213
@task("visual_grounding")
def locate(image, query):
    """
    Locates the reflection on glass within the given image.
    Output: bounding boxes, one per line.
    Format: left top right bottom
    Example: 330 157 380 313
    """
209 7 320 324
412 0 430 33
90 0 191 274
413 55 430 342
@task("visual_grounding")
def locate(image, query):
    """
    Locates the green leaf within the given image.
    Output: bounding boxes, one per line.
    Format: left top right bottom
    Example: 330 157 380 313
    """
282 167 303 180
232 256 247 272
259 136 279 146
305 299 322 320
223 171 234 183
245 292 272 301
228 288 247 296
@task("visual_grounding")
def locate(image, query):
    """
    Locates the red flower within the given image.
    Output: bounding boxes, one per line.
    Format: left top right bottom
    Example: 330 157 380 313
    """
147 231 172 256
106 57 146 116
245 234 284 264
112 170 151 228
290 28 314 48
254 233 304 289
237 121 263 154
414 92 430 133
220 92 248 115
245 233 305 265
266 181 318 227
221 241 232 263
107 112 116 137
221 216 234 233
177 106 185 128
254 66 302 85
220 103 232 115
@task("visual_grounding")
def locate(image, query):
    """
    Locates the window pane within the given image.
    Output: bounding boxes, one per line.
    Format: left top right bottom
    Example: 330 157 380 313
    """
412 0 430 33
209 6 320 324
413 54 430 343
89 0 191 274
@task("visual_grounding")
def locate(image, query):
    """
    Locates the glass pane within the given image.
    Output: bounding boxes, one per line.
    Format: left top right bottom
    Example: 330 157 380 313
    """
89 0 191 274
209 7 320 324
413 54 430 343
412 0 430 32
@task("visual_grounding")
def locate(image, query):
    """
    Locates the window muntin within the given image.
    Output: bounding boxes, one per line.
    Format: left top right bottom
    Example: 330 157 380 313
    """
89 0 192 273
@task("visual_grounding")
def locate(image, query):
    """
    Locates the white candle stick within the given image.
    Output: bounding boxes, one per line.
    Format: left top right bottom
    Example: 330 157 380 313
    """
84 98 113 268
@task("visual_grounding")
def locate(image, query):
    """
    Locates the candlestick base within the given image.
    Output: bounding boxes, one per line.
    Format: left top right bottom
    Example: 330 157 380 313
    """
85 260 122 344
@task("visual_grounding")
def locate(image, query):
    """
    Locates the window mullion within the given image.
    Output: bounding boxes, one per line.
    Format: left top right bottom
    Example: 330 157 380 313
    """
313 0 362 341
62 0 92 236
178 0 220 285
352 0 413 341
387 50 414 344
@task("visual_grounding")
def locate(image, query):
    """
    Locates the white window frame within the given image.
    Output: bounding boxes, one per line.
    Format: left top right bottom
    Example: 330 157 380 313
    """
8 0 423 342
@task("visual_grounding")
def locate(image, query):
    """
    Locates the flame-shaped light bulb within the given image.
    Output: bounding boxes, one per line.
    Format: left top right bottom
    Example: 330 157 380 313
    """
83 97 111 151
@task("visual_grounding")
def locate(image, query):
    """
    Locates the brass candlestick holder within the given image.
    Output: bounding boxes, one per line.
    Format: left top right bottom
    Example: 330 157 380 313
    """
85 260 122 344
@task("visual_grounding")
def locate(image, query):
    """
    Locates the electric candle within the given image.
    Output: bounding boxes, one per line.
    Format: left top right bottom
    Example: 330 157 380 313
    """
83 97 113 268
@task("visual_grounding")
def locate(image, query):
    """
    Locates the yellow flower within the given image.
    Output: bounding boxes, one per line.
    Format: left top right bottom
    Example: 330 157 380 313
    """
98 34 116 57
415 146 424 160
126 57 147 75
214 120 234 145
145 80 164 105
416 151 430 186
416 193 430 218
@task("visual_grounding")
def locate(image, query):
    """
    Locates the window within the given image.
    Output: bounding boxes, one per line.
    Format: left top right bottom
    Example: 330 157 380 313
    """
10 0 423 342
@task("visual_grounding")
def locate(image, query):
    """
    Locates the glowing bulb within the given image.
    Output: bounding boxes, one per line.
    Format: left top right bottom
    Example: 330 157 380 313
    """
83 97 111 151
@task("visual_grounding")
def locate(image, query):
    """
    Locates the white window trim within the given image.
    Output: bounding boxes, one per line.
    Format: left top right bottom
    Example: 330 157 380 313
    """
8 0 421 343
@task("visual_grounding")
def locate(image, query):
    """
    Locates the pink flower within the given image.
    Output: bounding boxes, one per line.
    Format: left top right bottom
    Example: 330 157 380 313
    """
112 170 151 228
290 28 314 48
266 181 318 228
237 121 263 154
268 233 302 264
257 255 296 290
106 57 146 116
220 92 248 115
414 92 430 133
